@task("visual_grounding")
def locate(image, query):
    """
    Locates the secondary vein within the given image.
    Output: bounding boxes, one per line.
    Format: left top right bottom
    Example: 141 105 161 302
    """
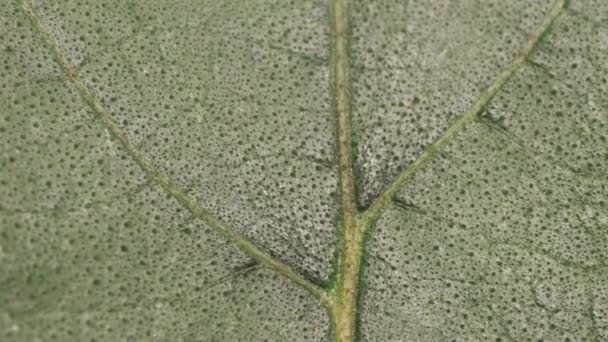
17 0 331 308
359 0 568 231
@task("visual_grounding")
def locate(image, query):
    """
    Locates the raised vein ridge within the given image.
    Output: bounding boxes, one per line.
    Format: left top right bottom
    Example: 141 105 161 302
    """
360 0 568 231
329 0 364 341
17 0 331 308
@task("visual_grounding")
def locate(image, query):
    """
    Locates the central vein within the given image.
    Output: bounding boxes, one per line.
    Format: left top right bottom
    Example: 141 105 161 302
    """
330 0 364 341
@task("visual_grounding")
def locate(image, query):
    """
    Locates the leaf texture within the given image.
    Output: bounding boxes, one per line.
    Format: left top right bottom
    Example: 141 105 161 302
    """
1 0 607 341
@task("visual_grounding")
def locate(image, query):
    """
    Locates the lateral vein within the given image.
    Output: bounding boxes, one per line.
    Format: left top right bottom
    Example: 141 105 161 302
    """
17 0 331 308
360 0 568 231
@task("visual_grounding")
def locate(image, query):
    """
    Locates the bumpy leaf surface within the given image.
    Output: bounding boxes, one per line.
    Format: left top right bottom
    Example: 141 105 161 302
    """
1 0 607 341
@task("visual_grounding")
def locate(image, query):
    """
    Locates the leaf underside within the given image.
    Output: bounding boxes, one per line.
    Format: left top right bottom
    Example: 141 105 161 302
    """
1 0 607 341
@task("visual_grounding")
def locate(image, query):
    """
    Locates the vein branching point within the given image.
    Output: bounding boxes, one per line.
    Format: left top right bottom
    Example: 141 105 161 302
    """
326 0 567 341
359 0 568 232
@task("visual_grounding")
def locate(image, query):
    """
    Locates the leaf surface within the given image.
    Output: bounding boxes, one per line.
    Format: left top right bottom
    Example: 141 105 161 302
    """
1 0 607 341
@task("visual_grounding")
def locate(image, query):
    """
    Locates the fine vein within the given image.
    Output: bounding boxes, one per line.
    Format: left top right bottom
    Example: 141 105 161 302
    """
17 0 330 308
360 0 568 231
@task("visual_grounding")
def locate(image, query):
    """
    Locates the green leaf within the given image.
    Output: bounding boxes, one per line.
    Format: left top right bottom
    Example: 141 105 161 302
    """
1 0 607 341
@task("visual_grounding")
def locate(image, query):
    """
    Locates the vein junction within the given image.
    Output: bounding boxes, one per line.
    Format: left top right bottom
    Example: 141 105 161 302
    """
359 0 568 231
327 0 568 341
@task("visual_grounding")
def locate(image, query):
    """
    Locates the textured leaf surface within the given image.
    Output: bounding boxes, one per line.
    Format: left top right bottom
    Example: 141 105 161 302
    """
1 0 607 341
358 2 608 340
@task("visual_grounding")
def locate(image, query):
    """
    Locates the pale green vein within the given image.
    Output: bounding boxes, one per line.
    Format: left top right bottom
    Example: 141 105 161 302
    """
329 0 365 341
17 0 331 308
360 0 568 231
